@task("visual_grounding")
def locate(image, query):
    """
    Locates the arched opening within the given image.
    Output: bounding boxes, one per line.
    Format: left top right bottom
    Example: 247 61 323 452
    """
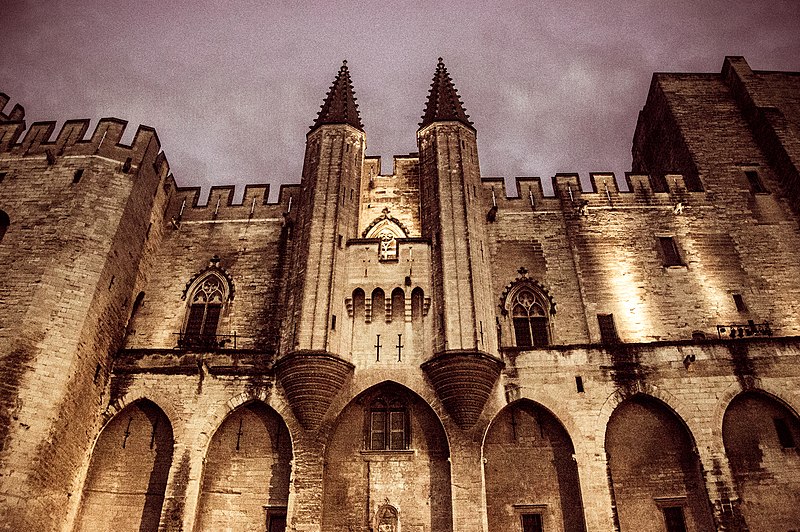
391 287 405 322
484 400 586 532
75 400 173 532
411 287 424 323
722 390 800 530
353 288 365 320
195 402 292 531
605 395 714 532
127 291 145 332
183 274 226 348
371 288 385 322
0 210 8 243
322 382 452 532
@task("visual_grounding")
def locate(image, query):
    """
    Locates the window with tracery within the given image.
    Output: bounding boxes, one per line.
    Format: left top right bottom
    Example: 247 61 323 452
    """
368 397 408 451
185 275 225 346
511 289 550 347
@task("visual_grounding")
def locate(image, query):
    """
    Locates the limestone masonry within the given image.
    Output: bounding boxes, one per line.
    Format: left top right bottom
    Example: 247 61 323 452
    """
1 56 799 531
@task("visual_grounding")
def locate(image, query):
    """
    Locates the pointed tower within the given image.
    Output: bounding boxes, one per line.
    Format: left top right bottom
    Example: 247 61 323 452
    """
275 61 363 431
417 58 503 429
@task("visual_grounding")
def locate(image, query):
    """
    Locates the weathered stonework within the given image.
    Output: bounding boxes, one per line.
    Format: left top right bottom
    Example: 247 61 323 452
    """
1 56 800 532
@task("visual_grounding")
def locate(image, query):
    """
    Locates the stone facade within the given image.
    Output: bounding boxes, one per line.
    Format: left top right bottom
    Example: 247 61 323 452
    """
0 56 799 531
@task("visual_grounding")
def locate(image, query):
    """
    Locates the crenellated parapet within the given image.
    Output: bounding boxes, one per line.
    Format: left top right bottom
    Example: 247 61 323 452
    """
169 183 301 222
0 93 24 122
0 117 170 178
480 171 706 215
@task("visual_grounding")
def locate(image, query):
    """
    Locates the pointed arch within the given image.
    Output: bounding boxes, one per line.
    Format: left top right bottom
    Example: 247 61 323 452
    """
362 209 409 239
722 389 800 530
483 399 586 532
500 276 555 348
322 381 452 532
195 401 292 531
181 266 233 348
605 394 714 532
74 399 173 532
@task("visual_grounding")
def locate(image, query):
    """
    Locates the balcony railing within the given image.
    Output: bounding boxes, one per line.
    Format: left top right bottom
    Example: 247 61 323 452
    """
174 332 238 350
716 321 772 339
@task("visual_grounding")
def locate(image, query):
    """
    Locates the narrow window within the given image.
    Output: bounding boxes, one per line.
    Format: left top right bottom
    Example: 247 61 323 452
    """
521 513 544 532
391 288 405 322
371 288 385 320
267 512 287 532
575 375 584 393
745 170 767 194
72 169 84 184
733 293 748 312
662 506 687 532
353 288 365 320
338 234 343 248
331 314 337 330
598 314 619 344
0 210 9 243
774 418 796 449
411 287 424 323
659 236 683 266
0 172 6 182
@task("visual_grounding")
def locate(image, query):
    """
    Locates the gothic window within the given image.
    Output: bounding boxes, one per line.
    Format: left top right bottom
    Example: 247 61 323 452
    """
184 275 225 347
511 289 550 347
368 397 408 451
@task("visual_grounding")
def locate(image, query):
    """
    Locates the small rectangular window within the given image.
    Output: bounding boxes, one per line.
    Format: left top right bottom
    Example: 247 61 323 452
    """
521 513 544 532
662 506 687 532
0 172 6 183
733 293 748 312
745 170 767 194
72 169 84 183
331 314 337 330
774 418 796 449
598 314 619 345
659 236 683 267
575 376 584 393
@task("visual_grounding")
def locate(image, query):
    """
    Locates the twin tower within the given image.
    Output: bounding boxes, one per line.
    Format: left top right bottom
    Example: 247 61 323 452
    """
275 59 503 432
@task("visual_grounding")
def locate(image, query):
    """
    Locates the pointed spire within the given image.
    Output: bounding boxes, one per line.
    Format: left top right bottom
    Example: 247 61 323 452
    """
419 58 473 130
312 60 363 131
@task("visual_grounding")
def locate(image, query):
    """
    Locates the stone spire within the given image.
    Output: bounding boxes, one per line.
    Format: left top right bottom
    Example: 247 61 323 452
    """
312 60 363 131
419 58 473 129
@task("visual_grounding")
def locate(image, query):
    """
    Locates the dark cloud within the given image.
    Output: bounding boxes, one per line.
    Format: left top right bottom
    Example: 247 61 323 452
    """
2 0 798 199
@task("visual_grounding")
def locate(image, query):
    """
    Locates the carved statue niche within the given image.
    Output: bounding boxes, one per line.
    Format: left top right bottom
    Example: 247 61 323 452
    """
364 208 408 262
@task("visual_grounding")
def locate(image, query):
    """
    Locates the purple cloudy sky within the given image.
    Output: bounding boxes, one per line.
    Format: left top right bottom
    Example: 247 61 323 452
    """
2 0 798 200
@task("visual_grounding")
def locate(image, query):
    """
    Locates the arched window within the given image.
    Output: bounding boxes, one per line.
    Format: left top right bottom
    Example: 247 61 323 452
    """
375 504 399 532
391 288 405 322
511 289 550 347
411 287 424 323
368 395 408 451
0 210 9 243
372 288 385 322
184 275 225 347
353 288 365 320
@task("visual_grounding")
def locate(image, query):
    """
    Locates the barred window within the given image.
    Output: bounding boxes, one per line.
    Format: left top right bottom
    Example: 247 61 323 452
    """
185 276 224 344
369 397 408 451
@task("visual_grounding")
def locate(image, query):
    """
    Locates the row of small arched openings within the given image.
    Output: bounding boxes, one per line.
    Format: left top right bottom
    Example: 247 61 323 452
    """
346 286 430 323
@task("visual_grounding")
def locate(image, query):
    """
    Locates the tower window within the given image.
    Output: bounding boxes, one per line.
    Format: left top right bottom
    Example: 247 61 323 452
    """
368 397 408 451
598 314 619 344
661 506 687 532
521 513 543 532
745 170 767 194
512 289 550 347
0 210 8 243
72 169 84 183
659 237 683 266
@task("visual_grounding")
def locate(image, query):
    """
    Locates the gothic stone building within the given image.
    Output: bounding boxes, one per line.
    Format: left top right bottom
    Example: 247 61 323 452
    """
0 56 799 532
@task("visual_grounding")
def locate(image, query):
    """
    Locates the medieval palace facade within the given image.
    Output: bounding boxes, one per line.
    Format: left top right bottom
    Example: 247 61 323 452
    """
1 56 799 531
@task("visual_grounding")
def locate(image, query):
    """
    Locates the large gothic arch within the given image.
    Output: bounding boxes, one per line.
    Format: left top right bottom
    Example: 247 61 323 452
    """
321 381 453 532
74 399 174 532
483 399 587 532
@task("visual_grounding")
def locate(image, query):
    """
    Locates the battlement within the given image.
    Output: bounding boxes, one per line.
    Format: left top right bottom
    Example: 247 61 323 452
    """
481 172 702 212
0 93 24 122
170 183 301 222
0 118 168 177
